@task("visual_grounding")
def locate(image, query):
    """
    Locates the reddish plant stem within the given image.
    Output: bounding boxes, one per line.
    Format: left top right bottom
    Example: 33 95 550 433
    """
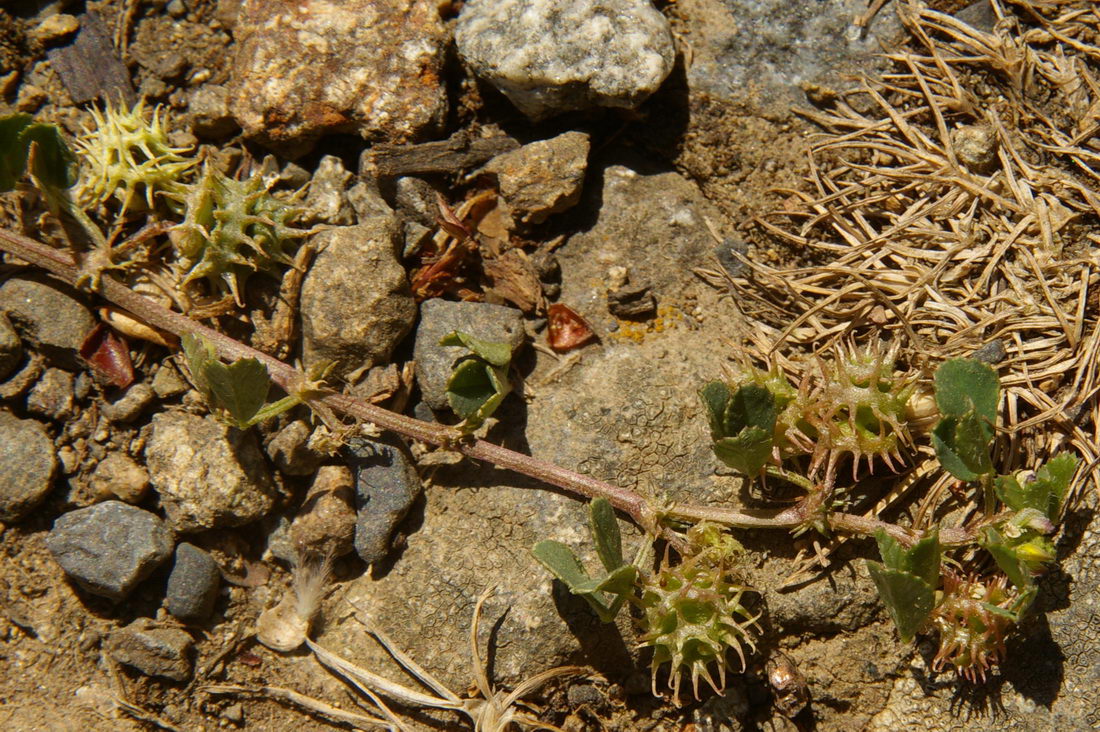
0 226 975 549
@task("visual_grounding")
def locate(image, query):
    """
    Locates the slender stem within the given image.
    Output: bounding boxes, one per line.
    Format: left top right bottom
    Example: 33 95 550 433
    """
0 225 979 550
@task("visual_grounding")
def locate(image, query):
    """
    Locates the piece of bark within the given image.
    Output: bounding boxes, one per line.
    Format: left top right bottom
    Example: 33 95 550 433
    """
367 130 519 177
47 13 135 106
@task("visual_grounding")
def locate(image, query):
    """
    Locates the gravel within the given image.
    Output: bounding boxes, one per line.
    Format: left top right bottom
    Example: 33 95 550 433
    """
46 501 174 601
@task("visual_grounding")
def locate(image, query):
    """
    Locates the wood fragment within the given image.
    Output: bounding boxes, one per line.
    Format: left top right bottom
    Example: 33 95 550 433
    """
367 130 519 177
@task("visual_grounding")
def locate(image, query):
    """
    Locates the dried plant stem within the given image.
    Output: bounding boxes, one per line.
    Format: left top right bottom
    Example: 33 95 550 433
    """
0 226 976 548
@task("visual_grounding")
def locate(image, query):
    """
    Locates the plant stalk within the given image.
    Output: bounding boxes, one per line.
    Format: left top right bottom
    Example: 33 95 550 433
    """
0 226 976 549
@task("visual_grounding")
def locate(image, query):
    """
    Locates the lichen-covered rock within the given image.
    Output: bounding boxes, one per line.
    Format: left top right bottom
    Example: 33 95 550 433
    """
455 0 675 119
302 154 356 226
413 299 525 411
229 0 447 151
480 131 590 225
146 412 275 532
46 501 174 600
0 411 57 522
0 274 94 370
300 218 417 377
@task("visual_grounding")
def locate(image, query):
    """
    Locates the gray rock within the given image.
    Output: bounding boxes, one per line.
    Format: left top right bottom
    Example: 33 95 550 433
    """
479 132 590 225
26 367 75 420
166 543 221 622
302 155 356 226
0 274 95 370
89 453 150 504
676 0 903 112
101 383 156 423
0 312 22 380
229 0 447 151
290 465 357 559
106 618 194 681
413 299 525 411
266 420 323 476
187 84 239 139
145 411 275 532
455 0 675 119
391 176 439 227
46 501 174 600
346 438 421 565
0 411 57 522
300 219 417 377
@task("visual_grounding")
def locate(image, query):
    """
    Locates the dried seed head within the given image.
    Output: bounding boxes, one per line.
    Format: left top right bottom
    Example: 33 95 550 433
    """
74 99 194 214
931 573 1019 682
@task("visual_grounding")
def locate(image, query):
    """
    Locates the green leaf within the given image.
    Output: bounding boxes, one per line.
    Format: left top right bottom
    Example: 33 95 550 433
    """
531 540 592 590
867 562 935 643
932 413 993 481
981 527 1031 589
995 454 1077 520
204 357 271 429
905 531 941 588
181 332 217 400
874 529 940 588
699 381 732 438
934 358 999 422
446 358 511 429
724 384 778 434
712 427 774 476
589 498 623 573
440 330 513 367
21 123 77 190
0 113 33 191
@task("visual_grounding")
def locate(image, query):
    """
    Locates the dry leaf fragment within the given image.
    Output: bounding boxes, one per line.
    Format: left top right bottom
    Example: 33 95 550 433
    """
79 322 135 388
547 303 596 352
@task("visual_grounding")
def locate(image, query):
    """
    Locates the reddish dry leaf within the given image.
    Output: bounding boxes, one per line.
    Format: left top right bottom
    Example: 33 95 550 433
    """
547 303 597 353
79 322 135 388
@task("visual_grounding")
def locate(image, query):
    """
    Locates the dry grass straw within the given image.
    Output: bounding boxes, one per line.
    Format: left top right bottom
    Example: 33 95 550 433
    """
704 0 1100 533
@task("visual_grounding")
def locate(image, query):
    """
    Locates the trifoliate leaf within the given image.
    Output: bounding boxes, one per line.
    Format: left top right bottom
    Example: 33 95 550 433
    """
932 413 993 481
874 528 940 588
446 358 510 429
724 383 778 435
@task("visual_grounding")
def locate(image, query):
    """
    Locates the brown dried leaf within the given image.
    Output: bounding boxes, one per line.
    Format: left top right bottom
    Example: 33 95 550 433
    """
482 249 545 314
547 303 597 353
79 322 135 388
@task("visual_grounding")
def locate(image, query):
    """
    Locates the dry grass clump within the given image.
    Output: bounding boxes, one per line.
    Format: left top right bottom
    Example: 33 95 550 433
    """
700 0 1100 548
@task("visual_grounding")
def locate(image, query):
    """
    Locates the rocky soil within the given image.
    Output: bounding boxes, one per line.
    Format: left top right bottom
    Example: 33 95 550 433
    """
0 0 1098 731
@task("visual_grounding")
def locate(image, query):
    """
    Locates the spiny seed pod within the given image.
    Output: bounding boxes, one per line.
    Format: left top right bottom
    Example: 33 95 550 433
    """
168 163 309 304
804 342 914 479
636 552 760 701
931 573 1019 682
74 99 195 214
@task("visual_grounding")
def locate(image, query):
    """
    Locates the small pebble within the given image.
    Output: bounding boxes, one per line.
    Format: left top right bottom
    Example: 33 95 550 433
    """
26 367 75 420
106 618 193 681
151 364 189 398
266 420 322 476
89 453 150 504
0 411 57 522
33 14 80 43
346 437 422 565
166 543 221 622
102 383 156 423
46 501 174 600
0 312 22 380
290 465 357 559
